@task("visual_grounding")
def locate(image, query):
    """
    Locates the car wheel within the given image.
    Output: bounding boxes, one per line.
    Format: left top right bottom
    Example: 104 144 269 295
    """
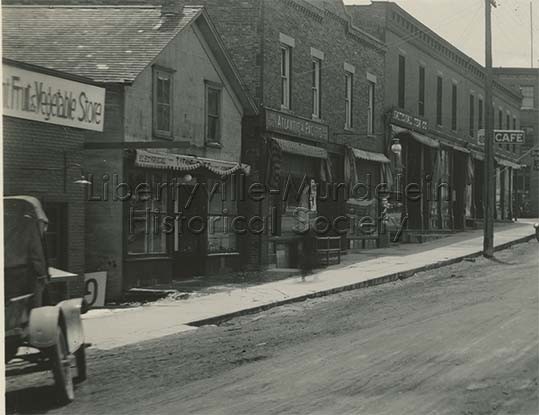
74 344 87 383
47 326 74 403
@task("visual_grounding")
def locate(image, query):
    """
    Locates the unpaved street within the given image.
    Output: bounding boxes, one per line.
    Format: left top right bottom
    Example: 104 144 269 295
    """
6 241 539 415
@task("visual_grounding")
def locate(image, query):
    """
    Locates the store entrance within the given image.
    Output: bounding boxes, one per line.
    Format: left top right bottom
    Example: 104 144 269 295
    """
173 182 207 279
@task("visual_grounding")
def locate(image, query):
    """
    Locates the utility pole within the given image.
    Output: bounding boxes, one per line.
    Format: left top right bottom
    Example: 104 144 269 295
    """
483 0 496 258
531 2 534 68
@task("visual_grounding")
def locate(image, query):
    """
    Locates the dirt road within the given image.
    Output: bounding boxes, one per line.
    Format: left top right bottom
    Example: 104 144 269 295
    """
6 241 539 415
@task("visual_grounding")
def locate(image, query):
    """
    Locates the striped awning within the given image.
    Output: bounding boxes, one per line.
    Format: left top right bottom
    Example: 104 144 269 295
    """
495 157 522 170
135 149 250 176
274 137 328 159
392 125 440 149
351 147 390 163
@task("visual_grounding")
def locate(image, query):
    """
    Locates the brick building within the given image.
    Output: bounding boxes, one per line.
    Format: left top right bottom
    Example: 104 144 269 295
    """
2 58 106 297
494 68 539 218
3 5 257 300
348 1 523 239
177 0 390 268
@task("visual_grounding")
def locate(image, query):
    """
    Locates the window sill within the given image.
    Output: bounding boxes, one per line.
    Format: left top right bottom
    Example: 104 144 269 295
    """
125 255 172 262
206 141 223 149
153 133 173 141
367 134 377 140
312 115 322 122
280 105 292 113
207 252 240 257
344 126 354 132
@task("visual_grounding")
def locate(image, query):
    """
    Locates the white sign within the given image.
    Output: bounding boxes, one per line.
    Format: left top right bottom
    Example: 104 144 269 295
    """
3 63 106 131
477 129 485 146
494 130 526 144
84 272 108 308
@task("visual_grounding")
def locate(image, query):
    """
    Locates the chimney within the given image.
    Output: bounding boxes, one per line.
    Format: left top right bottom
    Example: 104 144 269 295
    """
161 0 183 17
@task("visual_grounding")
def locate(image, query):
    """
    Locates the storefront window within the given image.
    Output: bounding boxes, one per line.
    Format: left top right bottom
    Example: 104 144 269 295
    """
127 171 168 255
207 179 238 254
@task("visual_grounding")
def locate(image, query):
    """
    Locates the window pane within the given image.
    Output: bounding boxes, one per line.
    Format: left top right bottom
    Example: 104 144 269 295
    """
207 116 219 141
208 88 220 116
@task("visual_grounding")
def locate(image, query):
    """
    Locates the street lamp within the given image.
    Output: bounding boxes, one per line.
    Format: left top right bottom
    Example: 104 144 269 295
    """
391 137 402 156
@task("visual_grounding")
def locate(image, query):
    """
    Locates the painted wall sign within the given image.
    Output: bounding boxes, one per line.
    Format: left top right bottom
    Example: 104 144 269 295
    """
2 63 106 131
265 108 329 142
390 109 428 132
493 130 526 144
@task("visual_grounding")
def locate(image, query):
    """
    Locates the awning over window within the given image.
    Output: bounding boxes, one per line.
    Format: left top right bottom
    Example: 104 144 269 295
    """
441 141 470 154
135 149 250 176
392 125 440 149
471 150 485 161
495 157 522 170
274 137 328 159
351 147 390 163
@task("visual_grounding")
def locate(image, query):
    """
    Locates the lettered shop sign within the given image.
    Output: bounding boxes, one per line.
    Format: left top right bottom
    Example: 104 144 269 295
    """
3 63 106 131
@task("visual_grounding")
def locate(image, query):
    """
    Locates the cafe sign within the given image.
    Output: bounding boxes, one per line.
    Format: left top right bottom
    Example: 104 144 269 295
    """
494 130 526 144
3 63 106 132
390 109 428 132
265 108 329 142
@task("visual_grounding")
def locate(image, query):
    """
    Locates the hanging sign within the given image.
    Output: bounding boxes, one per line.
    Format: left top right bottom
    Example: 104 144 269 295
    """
493 130 526 144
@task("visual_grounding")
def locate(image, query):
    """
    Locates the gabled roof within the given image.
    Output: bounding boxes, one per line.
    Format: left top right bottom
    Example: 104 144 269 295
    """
2 5 203 84
2 4 258 114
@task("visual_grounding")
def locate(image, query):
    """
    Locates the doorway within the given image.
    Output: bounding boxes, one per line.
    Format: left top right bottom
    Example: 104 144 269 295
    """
173 182 208 279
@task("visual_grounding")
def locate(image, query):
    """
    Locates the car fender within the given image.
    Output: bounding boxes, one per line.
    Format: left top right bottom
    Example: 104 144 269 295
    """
28 306 61 349
57 298 85 354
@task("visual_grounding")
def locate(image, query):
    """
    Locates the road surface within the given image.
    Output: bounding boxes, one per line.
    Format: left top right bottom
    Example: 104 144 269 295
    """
6 241 539 415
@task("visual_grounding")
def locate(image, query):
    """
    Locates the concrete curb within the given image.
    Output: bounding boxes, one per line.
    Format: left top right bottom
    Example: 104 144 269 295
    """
189 233 536 327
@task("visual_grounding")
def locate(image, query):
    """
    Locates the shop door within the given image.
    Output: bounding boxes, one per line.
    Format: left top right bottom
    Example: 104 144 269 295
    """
43 202 68 269
473 159 484 219
405 138 422 230
453 152 467 230
173 183 207 279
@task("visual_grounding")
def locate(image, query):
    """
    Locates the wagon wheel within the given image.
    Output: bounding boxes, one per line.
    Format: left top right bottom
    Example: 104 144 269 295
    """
74 345 87 383
47 327 75 403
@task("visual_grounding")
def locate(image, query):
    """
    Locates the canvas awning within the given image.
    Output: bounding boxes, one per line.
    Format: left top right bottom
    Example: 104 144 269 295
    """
495 157 522 169
440 140 470 154
471 150 485 161
135 149 250 176
392 125 440 149
274 137 328 159
351 147 390 163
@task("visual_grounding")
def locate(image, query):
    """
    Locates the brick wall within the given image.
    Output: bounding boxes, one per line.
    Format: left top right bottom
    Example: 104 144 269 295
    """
3 116 86 297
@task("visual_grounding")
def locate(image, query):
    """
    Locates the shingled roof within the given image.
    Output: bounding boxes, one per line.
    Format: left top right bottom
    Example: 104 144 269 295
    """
2 5 203 83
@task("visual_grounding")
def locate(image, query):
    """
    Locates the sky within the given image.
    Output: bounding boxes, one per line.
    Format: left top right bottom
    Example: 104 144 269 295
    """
343 0 539 68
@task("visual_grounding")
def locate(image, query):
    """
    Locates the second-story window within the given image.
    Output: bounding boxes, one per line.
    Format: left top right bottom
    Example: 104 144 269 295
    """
478 98 484 130
521 85 535 109
206 82 222 144
153 67 173 138
498 109 503 129
418 65 425 116
451 83 457 131
312 58 321 118
469 94 475 137
281 45 291 109
436 76 443 126
398 55 406 108
344 71 353 129
367 80 375 135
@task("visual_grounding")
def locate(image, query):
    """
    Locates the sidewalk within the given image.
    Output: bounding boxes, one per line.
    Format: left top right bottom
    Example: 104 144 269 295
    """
83 220 538 350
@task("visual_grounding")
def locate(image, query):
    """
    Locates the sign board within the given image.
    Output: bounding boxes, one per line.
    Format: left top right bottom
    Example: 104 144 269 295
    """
84 272 108 308
265 108 329 142
477 129 485 146
3 63 106 131
390 109 428 132
494 130 526 144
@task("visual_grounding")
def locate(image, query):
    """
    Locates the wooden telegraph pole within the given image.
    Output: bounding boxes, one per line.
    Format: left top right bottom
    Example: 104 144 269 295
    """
483 0 496 258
